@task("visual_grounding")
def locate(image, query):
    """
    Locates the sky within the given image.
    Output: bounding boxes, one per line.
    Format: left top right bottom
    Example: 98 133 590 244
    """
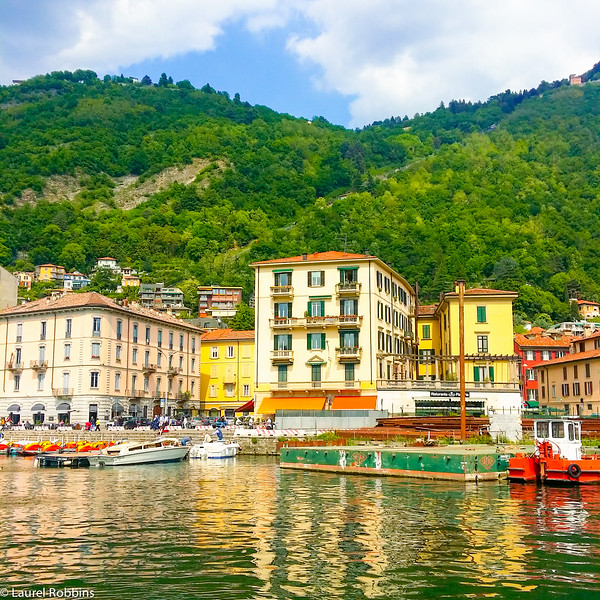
1 0 600 128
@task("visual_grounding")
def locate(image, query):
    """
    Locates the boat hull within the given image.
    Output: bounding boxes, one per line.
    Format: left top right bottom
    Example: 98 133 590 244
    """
88 445 189 466
508 454 600 485
190 442 239 459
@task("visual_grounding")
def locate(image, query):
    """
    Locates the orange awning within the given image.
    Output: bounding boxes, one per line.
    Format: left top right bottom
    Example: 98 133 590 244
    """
257 397 326 414
234 400 254 413
331 395 377 410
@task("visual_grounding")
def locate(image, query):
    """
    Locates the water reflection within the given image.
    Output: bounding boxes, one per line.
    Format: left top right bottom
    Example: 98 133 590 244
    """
1 456 600 599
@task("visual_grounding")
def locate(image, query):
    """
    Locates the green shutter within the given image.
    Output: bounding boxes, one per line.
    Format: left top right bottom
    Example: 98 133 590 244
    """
320 300 325 316
307 334 312 350
307 301 312 317
274 336 278 351
474 368 480 382
320 333 326 349
477 306 486 322
287 335 292 349
489 366 494 382
288 302 292 316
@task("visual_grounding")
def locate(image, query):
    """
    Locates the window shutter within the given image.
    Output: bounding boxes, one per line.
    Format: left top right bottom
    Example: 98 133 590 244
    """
274 336 278 351
288 302 292 316
287 334 292 349
307 334 312 350
320 271 325 284
307 302 312 317
473 368 480 382
320 333 326 349
489 367 494 382
307 271 311 286
320 300 325 316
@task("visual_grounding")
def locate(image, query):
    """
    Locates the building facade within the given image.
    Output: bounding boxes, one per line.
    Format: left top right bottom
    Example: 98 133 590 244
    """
35 264 65 283
514 332 570 408
139 283 188 316
198 286 243 318
252 251 416 415
0 266 18 309
576 299 600 320
13 271 34 290
199 329 255 418
0 292 202 425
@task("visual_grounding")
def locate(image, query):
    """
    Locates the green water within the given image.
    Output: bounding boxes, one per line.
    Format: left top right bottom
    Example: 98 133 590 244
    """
0 455 599 599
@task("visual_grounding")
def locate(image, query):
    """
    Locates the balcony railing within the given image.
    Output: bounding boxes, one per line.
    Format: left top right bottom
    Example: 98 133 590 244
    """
53 388 74 397
6 362 23 372
126 389 148 398
271 349 294 363
270 285 294 297
336 346 362 361
142 363 157 374
271 380 359 391
338 315 362 327
167 367 182 377
269 315 363 329
376 379 521 391
30 360 48 371
336 282 361 295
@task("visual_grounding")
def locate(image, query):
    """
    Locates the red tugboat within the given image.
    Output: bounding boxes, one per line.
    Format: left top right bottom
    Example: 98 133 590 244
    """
509 419 600 485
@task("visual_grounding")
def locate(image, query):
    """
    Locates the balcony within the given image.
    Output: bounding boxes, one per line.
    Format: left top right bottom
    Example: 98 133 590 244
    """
336 346 362 361
271 317 299 329
271 349 294 363
269 315 363 329
6 361 23 372
338 315 362 328
126 389 148 398
305 316 339 328
142 363 157 374
336 282 361 296
30 360 48 371
270 380 359 391
167 367 182 377
53 388 74 397
376 379 521 392
270 285 294 297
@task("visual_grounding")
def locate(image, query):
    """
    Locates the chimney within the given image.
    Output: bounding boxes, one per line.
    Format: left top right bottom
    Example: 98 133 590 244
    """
364 250 370 257
302 253 307 261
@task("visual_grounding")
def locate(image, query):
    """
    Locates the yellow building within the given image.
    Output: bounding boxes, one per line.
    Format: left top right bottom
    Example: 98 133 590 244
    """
417 304 441 379
200 328 255 418
35 264 66 283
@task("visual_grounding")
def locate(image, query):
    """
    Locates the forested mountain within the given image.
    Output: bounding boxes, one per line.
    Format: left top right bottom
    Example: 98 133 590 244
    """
1 69 600 323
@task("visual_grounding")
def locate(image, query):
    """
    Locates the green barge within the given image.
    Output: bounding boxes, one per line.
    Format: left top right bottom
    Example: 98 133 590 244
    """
280 445 510 481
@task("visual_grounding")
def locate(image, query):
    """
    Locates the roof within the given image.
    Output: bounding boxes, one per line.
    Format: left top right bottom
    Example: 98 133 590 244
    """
540 348 600 367
443 287 518 298
514 333 571 348
572 330 600 343
0 292 202 331
577 299 600 306
98 257 117 261
528 327 546 335
418 304 437 316
201 328 254 341
250 251 370 266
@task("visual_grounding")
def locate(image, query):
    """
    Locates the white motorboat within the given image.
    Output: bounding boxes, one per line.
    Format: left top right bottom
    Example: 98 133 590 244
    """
87 438 189 466
189 440 240 459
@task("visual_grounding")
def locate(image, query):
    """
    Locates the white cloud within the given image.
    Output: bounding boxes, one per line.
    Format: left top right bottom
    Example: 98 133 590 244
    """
1 0 600 126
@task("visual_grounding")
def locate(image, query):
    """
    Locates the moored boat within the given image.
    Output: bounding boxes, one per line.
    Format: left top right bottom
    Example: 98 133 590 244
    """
189 440 240 459
87 437 189 466
508 419 600 485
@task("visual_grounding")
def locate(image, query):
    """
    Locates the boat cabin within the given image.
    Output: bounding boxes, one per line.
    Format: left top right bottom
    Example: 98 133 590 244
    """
534 419 582 460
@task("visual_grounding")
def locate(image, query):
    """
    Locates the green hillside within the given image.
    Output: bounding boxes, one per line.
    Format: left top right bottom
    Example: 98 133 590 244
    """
1 69 599 322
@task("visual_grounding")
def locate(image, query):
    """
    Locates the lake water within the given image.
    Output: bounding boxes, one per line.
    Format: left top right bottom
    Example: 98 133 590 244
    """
0 455 599 599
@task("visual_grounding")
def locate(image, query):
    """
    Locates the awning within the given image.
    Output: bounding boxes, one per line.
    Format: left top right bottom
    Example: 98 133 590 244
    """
56 403 71 411
235 400 254 413
331 395 377 410
112 403 125 413
526 400 539 409
257 397 326 414
7 404 20 412
31 403 46 411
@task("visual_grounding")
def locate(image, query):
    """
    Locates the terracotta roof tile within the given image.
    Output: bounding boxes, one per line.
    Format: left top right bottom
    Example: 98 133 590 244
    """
577 299 600 306
418 304 438 316
540 348 600 366
251 251 370 266
201 328 255 341
571 330 600 343
528 327 546 334
514 333 571 348
444 287 518 297
0 292 202 331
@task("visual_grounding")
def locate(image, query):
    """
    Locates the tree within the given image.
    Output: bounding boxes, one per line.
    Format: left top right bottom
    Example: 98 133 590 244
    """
59 242 86 271
90 267 120 294
229 303 254 330
158 73 169 87
141 75 152 86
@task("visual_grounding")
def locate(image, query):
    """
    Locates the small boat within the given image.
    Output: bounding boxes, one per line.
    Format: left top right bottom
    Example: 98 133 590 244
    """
189 439 240 459
87 438 189 467
508 418 600 485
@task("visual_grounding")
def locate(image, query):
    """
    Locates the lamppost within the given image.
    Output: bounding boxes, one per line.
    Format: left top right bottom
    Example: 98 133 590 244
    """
156 349 177 417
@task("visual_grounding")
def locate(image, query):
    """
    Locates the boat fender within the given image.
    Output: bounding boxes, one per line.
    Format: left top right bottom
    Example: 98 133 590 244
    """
567 463 582 479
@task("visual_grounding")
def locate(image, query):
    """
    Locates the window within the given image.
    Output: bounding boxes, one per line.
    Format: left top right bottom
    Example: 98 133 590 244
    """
345 363 355 382
525 350 535 360
563 367 567 380
211 346 218 359
474 366 494 382
384 277 391 294
64 343 71 360
541 386 546 399
573 382 580 396
14 374 20 391
144 376 149 392
586 363 591 378
225 383 234 397
243 384 250 396
552 422 565 438
156 377 162 394
132 323 138 343
92 317 101 336
422 324 431 339
562 383 570 397
555 351 566 358
209 385 217 398
116 320 122 341
552 385 556 398
526 369 536 381
156 351 162 367
37 373 44 391
307 333 326 351
278 365 288 382
541 350 551 361
90 371 100 389
115 372 121 391
476 306 486 323
179 355 183 369
541 370 545 383
16 323 22 343
179 334 184 352
132 348 138 363
191 338 196 354
477 335 489 353
340 330 359 349
227 346 235 358
274 335 292 351
574 365 578 378
376 271 383 289
116 345 122 361
144 350 150 366
311 364 322 382
308 271 324 287
191 357 196 372
65 319 71 339
157 329 162 348
41 321 47 340
274 271 291 286
191 381 195 395
169 332 173 350
132 374 137 391
585 381 593 395
91 342 100 359
275 302 292 318
339 268 358 284
39 346 46 363
146 327 151 345
308 300 325 317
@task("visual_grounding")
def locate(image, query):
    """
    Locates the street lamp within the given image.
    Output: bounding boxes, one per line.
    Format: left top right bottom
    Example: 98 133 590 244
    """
156 349 177 417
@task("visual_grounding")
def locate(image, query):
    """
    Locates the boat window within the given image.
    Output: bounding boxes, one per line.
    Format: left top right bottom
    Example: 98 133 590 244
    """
575 422 581 441
551 421 565 439
568 423 575 441
536 422 549 438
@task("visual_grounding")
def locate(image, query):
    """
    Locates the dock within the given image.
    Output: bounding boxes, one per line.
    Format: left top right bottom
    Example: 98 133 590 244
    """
280 444 511 481
34 454 93 468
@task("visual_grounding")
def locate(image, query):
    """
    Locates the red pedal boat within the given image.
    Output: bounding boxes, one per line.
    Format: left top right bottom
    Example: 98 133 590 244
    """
509 419 600 485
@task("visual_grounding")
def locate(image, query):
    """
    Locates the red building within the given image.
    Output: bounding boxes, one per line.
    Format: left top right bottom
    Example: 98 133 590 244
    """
514 332 571 407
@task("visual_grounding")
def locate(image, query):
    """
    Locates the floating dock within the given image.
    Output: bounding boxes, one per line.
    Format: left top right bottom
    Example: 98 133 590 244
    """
34 454 92 468
280 445 510 481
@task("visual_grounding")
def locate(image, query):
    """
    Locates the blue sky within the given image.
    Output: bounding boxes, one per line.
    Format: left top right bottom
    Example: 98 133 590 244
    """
1 1 600 128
